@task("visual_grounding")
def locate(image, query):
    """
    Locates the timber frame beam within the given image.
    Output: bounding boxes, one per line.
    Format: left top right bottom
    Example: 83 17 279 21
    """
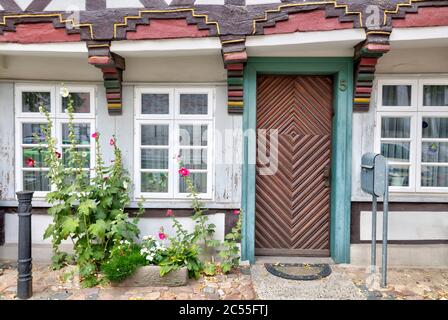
353 31 390 112
87 41 125 115
221 36 247 114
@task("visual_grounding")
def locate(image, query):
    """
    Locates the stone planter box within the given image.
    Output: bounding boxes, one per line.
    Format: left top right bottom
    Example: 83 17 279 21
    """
112 266 188 287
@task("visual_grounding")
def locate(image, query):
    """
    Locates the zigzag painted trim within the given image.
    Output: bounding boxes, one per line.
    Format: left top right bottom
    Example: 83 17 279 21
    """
87 42 126 115
221 36 247 114
353 36 390 112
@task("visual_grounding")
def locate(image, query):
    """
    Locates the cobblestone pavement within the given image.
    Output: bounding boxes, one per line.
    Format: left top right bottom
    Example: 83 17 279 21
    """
251 264 448 300
2 261 447 300
0 262 256 300
344 266 448 300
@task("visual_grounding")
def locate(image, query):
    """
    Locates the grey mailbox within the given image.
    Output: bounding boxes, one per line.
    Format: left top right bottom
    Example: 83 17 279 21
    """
361 153 387 197
361 152 390 288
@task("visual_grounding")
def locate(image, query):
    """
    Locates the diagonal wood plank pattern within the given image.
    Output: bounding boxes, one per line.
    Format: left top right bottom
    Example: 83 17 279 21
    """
255 75 333 256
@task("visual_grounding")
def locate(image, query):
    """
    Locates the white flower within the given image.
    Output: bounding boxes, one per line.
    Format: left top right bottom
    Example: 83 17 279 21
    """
123 181 128 190
60 87 70 98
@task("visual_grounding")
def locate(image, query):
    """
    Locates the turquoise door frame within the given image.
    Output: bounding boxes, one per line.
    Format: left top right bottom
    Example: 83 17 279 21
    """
241 57 353 264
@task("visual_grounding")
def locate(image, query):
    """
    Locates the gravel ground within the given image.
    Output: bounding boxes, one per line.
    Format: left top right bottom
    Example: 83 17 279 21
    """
1 260 447 300
251 264 448 300
251 264 365 300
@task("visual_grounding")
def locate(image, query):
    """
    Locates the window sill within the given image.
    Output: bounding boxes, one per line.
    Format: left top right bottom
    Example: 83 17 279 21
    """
0 199 240 209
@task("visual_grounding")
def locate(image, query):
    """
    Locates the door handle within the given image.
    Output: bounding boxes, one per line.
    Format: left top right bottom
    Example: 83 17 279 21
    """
323 165 331 187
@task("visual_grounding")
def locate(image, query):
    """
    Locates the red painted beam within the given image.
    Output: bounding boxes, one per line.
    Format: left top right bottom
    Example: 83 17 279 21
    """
226 63 244 71
0 23 81 44
228 91 244 97
88 56 112 65
126 19 209 40
224 51 248 64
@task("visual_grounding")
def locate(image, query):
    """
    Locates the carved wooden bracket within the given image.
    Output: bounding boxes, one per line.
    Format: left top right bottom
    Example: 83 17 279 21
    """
353 32 390 112
221 36 247 114
87 41 125 115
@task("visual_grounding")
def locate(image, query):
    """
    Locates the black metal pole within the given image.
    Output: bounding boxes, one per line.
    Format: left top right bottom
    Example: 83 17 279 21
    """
381 164 389 288
16 191 34 299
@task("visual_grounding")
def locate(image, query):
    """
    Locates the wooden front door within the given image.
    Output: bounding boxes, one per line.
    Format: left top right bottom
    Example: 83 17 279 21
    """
255 75 333 256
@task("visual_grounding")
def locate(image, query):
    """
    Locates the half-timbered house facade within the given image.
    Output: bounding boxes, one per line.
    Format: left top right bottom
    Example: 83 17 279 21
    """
0 0 447 266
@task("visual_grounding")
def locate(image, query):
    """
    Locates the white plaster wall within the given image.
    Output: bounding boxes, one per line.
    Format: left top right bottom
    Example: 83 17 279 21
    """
0 54 242 207
0 54 226 83
360 211 448 241
0 55 100 82
351 47 448 202
123 55 226 83
351 47 448 257
351 244 448 267
0 83 15 200
4 212 225 244
376 47 448 74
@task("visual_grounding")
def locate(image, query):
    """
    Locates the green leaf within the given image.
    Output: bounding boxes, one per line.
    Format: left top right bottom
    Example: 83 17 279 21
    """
203 262 216 276
48 204 67 216
221 263 232 274
88 219 109 239
79 262 96 277
61 217 79 237
95 206 107 220
101 196 113 207
78 199 97 216
159 265 174 276
43 224 55 239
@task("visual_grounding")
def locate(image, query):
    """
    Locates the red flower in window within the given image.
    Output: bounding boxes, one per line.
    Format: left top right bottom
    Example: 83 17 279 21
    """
233 209 240 215
26 158 36 167
109 138 116 146
178 167 190 177
166 209 174 217
91 132 99 139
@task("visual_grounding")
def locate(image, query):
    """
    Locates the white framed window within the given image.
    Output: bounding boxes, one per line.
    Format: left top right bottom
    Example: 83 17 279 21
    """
376 77 448 193
134 87 214 200
15 84 96 198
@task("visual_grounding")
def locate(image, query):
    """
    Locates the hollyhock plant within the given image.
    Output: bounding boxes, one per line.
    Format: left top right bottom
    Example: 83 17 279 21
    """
38 92 141 288
60 87 70 98
158 227 166 240
26 158 36 167
166 209 174 217
110 138 115 146
178 167 190 177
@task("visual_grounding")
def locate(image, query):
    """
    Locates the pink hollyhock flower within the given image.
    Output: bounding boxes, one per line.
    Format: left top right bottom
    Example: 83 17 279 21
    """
55 151 61 159
91 132 99 139
166 209 174 217
158 227 166 240
233 209 240 215
178 167 190 177
109 138 115 146
26 158 36 167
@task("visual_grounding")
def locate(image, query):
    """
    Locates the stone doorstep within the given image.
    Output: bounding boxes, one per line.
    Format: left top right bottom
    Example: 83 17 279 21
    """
111 266 188 287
